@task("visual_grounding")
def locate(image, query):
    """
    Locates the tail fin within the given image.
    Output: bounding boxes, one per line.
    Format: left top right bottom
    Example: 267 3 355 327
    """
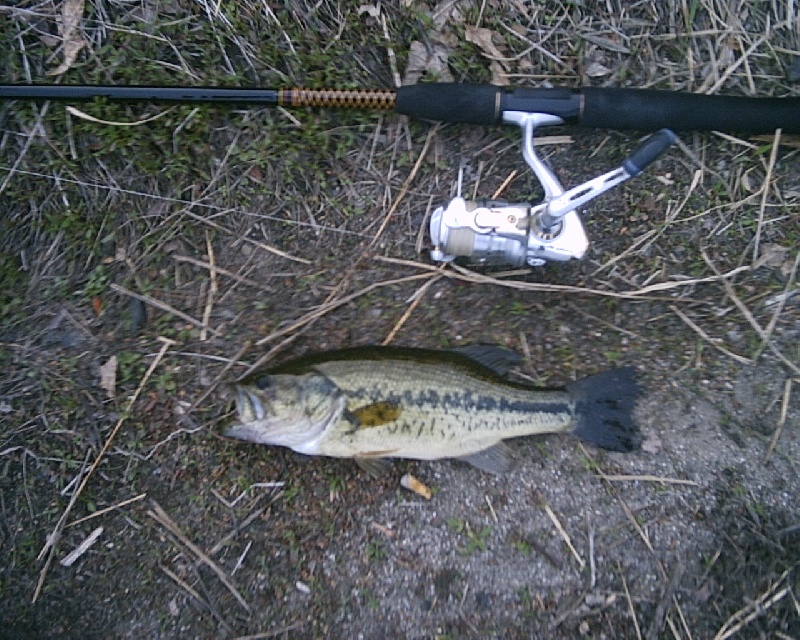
567 367 642 452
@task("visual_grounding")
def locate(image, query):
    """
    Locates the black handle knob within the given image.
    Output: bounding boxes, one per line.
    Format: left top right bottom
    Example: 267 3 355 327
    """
622 129 678 176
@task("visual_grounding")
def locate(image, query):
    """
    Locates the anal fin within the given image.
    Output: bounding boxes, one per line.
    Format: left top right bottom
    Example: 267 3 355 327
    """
354 457 394 477
456 442 515 475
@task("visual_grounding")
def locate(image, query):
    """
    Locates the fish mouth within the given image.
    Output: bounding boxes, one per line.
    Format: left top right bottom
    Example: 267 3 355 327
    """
235 386 266 423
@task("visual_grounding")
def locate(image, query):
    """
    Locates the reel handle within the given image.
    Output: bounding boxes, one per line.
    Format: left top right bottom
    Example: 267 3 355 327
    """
623 129 678 176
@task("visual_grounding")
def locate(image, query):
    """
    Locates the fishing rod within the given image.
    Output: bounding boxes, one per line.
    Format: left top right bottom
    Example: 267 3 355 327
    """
3 82 798 266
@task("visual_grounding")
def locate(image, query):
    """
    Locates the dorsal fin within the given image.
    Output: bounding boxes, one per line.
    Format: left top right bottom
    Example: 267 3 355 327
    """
451 345 522 377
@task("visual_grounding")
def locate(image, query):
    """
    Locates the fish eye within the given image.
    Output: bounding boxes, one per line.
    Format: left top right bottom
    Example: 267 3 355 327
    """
255 376 271 390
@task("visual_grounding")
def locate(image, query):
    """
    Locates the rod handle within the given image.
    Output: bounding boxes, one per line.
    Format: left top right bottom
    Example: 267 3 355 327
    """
582 87 800 134
395 84 583 125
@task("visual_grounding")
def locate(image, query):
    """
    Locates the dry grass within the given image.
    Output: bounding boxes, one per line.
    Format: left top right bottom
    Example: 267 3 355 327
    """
0 0 798 637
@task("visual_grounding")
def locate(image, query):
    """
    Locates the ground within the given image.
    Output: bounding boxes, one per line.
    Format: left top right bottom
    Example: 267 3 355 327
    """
1 1 799 638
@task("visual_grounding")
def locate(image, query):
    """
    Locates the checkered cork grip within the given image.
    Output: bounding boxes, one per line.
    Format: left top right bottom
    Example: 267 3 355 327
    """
279 88 396 110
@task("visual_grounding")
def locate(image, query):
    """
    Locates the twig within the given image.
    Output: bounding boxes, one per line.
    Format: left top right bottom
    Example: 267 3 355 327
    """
491 169 519 199
753 129 781 262
587 511 596 589
110 284 219 336
160 564 233 634
160 563 206 607
183 209 311 264
252 271 433 349
485 495 499 524
375 254 752 301
231 540 252 575
200 232 218 342
188 339 253 412
370 125 439 246
60 526 103 567
147 500 250 612
210 482 284 509
670 304 752 365
380 11 401 88
33 337 175 603
543 503 585 569
206 496 279 559
382 273 442 345
712 569 791 640
755 251 800 361
618 561 643 640
764 378 794 464
646 560 684 640
583 444 668 581
701 250 800 375
173 254 274 292
66 492 147 528
233 623 305 640
567 301 640 338
598 474 699 486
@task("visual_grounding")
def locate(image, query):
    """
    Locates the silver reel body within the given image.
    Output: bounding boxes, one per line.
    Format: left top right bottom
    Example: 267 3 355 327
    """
430 112 676 267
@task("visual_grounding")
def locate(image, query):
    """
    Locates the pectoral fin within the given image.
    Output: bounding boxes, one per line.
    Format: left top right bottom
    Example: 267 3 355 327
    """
457 443 515 475
349 401 402 428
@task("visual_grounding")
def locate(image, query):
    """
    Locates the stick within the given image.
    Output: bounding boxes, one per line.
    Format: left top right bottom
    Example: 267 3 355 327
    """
110 284 218 336
200 231 218 342
382 273 442 345
147 500 250 612
60 526 103 567
645 560 684 640
712 570 791 640
543 503 585 569
33 337 175 603
764 378 794 463
753 129 781 261
701 251 800 375
598 474 699 486
66 493 147 528
618 561 643 640
670 305 752 365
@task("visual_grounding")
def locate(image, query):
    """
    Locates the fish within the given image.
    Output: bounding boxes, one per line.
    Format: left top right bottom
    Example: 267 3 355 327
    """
224 345 642 475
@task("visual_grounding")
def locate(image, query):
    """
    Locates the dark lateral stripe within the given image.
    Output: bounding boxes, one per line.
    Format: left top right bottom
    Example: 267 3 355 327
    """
344 387 570 416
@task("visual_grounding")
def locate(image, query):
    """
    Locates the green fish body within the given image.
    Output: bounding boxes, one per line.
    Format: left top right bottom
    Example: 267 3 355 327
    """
226 346 641 474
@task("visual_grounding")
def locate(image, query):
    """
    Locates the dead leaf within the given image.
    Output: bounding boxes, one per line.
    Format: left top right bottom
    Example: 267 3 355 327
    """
402 40 454 85
357 4 381 19
465 26 504 60
464 26 510 86
47 0 87 76
585 61 611 78
756 244 789 266
641 432 662 454
99 356 118 400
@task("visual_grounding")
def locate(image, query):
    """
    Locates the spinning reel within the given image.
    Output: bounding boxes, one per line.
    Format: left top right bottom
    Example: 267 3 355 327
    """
430 112 677 267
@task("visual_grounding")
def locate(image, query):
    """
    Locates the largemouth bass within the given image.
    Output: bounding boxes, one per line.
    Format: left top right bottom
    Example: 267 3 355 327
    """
225 346 641 474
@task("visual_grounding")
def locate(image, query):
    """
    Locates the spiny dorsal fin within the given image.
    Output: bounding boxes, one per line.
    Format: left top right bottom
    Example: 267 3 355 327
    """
451 345 522 377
